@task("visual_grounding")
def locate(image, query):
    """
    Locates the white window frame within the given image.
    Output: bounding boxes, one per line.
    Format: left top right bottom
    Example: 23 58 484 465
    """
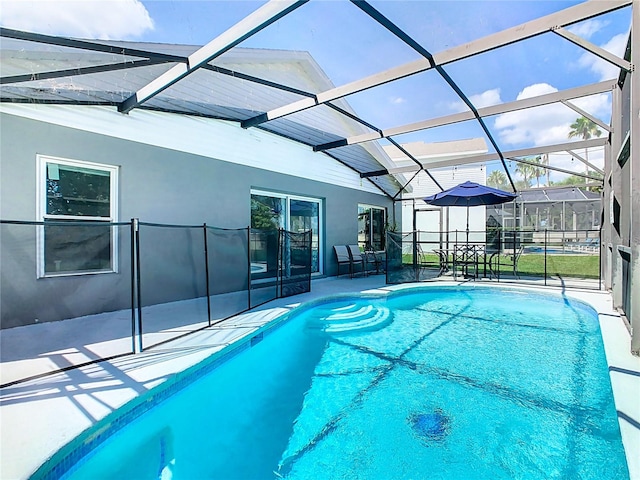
251 189 323 275
36 154 119 278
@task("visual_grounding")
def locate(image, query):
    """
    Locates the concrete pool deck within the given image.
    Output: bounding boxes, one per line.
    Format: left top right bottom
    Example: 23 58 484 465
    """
1 275 638 479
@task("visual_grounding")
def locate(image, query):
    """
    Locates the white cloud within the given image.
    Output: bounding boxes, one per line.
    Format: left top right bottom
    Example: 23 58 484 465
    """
0 0 154 39
513 83 556 100
448 88 502 112
469 88 502 108
494 83 608 181
390 96 406 105
567 19 609 39
494 83 610 148
577 32 629 81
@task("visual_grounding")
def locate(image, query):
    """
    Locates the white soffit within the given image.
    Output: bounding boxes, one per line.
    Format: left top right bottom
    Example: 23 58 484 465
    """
0 104 386 195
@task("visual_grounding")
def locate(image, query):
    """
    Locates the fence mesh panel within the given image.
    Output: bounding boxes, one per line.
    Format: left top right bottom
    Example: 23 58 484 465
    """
387 228 600 289
386 232 423 283
0 221 134 386
137 225 311 350
249 229 279 308
209 227 250 319
543 229 601 289
0 218 312 384
279 230 312 297
137 223 209 350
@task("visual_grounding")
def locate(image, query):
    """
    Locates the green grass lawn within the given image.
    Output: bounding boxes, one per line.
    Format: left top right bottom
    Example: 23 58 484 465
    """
503 254 599 279
402 253 599 279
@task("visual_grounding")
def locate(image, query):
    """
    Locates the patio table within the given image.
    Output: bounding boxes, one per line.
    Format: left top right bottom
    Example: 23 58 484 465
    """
432 244 497 279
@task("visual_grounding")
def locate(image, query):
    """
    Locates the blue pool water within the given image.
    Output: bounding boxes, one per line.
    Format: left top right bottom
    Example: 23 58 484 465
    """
55 286 628 480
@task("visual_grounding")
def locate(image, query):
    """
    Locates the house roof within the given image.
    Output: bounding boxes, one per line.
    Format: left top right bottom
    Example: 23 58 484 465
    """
0 35 405 196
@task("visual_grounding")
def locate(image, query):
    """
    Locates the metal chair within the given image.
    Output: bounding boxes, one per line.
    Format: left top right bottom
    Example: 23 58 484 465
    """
334 245 351 277
347 244 367 277
364 249 385 275
489 245 523 279
453 244 478 280
433 248 450 276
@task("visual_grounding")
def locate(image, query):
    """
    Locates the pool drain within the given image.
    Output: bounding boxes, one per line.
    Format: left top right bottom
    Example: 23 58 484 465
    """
409 409 450 442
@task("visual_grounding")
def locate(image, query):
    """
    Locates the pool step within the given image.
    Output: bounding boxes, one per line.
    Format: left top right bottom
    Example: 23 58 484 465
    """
307 303 391 334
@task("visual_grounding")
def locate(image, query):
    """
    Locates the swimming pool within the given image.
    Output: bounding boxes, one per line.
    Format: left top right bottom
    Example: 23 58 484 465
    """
523 246 593 254
44 286 628 479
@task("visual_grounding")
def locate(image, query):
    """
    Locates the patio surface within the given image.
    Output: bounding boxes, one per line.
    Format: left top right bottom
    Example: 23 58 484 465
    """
1 274 638 480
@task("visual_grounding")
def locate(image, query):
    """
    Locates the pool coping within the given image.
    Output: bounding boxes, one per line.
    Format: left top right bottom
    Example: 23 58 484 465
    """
1 277 638 480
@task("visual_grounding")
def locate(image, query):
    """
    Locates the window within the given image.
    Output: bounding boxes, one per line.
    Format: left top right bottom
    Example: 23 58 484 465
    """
251 190 322 274
358 204 386 251
37 155 118 277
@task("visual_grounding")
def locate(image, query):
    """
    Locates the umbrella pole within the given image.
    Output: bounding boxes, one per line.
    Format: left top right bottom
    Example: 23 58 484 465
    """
466 205 469 245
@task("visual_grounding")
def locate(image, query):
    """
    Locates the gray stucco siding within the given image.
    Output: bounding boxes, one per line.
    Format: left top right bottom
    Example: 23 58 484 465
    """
0 113 393 327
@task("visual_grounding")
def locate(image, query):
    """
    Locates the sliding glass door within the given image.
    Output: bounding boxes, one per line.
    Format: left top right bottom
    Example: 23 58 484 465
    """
358 204 386 251
251 190 322 274
290 199 320 272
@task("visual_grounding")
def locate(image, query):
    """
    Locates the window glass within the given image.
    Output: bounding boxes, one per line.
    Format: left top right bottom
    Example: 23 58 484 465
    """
290 199 320 272
39 156 117 276
358 205 369 249
251 195 285 230
371 208 386 250
251 191 322 274
46 163 111 217
358 204 386 251
44 221 112 274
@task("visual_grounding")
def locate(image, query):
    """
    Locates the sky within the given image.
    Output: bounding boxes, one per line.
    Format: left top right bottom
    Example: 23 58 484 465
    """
0 0 632 185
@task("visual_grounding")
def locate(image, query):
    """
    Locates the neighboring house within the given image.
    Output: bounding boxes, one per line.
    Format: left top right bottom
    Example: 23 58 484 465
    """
383 138 489 241
0 42 404 328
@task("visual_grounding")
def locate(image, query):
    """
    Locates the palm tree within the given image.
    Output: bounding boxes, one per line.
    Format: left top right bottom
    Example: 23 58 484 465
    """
529 156 545 188
568 116 602 176
487 170 508 189
515 162 534 188
542 153 550 186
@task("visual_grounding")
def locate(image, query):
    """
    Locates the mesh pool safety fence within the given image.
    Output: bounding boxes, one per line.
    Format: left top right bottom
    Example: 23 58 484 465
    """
386 228 601 289
0 219 312 386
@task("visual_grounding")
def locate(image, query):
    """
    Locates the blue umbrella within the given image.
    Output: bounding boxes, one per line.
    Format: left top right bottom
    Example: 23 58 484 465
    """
424 181 516 242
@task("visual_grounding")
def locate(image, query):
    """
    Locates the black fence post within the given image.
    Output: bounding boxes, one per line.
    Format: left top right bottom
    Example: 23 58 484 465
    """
308 229 313 292
412 230 418 282
130 219 136 354
498 230 503 282
278 228 283 298
544 228 548 287
598 230 602 290
135 218 143 352
203 223 211 327
247 226 251 310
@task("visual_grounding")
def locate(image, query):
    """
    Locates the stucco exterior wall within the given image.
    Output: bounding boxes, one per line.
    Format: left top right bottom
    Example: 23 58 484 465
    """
0 111 394 328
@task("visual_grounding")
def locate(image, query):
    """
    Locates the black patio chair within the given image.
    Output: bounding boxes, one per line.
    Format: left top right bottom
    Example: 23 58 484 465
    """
347 244 367 277
334 245 352 277
453 244 479 280
490 246 523 279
